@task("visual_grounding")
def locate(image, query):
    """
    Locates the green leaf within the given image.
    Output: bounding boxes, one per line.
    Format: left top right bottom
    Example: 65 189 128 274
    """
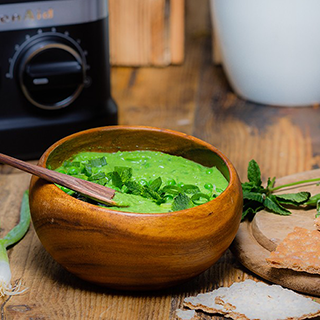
243 191 265 203
241 181 255 191
125 180 165 204
247 159 262 187
263 195 291 215
3 190 31 247
241 201 264 221
88 172 106 181
241 159 317 221
110 171 123 189
241 181 264 193
141 185 163 202
89 156 107 168
267 177 276 190
125 181 143 195
114 166 132 183
305 193 320 206
63 161 81 168
171 193 193 211
94 178 108 186
275 192 310 205
83 164 93 177
149 177 162 192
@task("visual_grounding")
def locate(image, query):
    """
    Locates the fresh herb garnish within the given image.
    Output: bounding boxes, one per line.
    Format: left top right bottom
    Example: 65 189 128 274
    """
149 177 162 192
88 156 107 168
60 158 216 211
171 193 194 211
242 159 320 221
88 172 106 181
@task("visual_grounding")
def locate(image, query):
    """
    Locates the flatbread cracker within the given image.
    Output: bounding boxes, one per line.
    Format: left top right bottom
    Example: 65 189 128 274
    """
175 309 198 320
266 226 320 274
183 279 320 320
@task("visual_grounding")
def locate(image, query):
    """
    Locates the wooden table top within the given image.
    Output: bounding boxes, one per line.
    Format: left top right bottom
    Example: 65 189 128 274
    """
2 1 320 319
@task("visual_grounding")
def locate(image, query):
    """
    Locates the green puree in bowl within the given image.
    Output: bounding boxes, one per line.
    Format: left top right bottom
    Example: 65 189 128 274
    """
55 150 229 213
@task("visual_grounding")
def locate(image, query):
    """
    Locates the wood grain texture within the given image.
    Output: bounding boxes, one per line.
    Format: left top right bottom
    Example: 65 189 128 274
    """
109 0 185 66
1 0 320 318
169 0 185 64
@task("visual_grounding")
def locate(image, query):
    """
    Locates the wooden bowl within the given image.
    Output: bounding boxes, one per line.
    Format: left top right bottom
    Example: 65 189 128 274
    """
29 126 243 290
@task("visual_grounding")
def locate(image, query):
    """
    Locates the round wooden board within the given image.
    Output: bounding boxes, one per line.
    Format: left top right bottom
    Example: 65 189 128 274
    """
230 169 320 296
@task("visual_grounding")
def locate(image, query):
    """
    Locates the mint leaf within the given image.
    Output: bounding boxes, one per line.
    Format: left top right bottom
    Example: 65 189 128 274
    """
125 181 143 195
267 177 276 189
63 161 81 168
275 192 310 205
88 172 106 181
241 181 263 193
89 156 107 168
171 193 193 211
243 191 265 203
141 185 163 202
306 193 320 206
83 164 93 177
149 177 162 192
247 159 262 187
94 178 108 186
110 171 123 188
114 166 132 183
263 195 291 215
242 204 264 221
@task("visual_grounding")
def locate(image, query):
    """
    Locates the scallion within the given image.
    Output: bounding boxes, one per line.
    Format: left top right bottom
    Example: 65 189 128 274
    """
0 190 30 297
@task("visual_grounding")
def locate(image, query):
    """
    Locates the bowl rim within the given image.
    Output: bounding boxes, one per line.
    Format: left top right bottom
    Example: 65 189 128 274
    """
36 125 240 217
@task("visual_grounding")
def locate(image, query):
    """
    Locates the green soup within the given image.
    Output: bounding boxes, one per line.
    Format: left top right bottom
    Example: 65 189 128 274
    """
55 150 228 213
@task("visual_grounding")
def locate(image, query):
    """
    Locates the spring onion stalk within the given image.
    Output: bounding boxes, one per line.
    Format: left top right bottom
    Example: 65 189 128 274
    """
0 190 31 297
269 177 320 192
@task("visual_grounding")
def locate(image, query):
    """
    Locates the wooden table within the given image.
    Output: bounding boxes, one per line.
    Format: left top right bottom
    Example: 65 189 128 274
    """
2 1 320 319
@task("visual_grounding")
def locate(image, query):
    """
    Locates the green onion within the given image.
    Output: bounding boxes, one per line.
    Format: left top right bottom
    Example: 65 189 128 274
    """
0 190 30 297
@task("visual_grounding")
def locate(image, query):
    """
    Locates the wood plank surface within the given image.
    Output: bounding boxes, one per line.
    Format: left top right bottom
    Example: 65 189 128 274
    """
2 0 320 319
109 0 184 66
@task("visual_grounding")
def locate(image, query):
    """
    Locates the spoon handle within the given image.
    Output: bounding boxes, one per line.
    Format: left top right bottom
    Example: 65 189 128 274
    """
0 153 118 206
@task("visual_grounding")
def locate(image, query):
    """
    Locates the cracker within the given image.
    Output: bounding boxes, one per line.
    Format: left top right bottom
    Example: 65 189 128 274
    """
266 226 320 274
183 279 320 320
315 217 320 231
175 309 198 320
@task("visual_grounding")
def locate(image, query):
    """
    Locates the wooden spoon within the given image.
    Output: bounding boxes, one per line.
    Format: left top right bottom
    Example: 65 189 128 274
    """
0 153 122 207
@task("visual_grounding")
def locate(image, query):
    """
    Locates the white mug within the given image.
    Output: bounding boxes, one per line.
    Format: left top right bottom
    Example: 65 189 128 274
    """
210 0 320 107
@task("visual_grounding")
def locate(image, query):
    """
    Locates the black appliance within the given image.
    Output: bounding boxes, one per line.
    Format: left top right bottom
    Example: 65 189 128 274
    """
0 0 117 159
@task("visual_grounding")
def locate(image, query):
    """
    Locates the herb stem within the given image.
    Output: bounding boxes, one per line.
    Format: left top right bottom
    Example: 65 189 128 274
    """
270 177 320 192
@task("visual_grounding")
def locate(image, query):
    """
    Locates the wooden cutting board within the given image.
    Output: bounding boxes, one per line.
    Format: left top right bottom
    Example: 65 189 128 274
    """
230 169 320 297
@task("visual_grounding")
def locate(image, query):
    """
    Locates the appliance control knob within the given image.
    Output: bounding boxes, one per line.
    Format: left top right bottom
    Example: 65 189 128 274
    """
18 39 86 110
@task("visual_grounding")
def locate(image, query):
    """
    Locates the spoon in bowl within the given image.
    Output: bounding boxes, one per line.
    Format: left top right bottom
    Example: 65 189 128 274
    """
0 153 123 207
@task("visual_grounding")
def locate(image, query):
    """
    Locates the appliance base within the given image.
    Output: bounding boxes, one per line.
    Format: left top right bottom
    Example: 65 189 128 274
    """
1 98 118 160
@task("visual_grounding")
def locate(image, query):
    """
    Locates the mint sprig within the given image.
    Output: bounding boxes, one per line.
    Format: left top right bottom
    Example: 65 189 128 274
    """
242 159 320 221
